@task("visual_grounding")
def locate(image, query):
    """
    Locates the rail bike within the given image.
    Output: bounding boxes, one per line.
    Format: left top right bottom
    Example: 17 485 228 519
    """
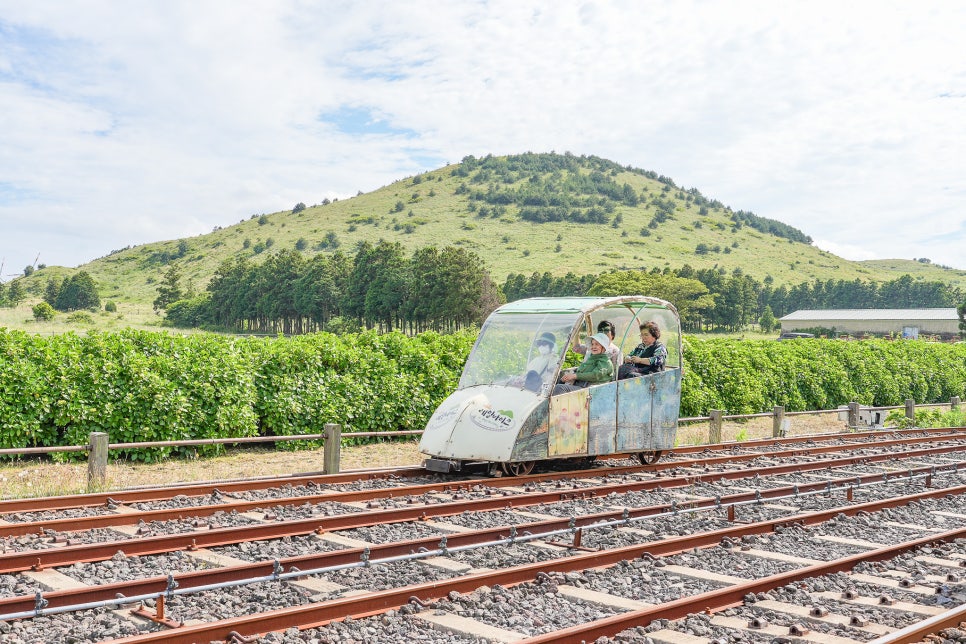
420 296 682 475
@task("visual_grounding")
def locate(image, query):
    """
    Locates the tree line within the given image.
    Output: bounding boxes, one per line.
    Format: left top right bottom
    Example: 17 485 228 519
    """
162 242 502 334
504 267 965 333
0 271 101 314
161 239 963 337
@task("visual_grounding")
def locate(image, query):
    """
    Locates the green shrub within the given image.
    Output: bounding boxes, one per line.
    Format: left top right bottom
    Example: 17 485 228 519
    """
65 311 95 325
32 302 56 321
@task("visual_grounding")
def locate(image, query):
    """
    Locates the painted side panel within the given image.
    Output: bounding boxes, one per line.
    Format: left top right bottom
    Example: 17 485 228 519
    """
548 388 589 457
650 369 681 451
616 368 681 453
616 375 652 452
509 399 550 461
587 382 618 455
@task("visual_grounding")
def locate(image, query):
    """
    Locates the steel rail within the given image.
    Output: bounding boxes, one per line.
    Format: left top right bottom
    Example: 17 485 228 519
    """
519 525 966 643
0 463 951 618
98 491 966 643
1 442 963 572
2 431 963 539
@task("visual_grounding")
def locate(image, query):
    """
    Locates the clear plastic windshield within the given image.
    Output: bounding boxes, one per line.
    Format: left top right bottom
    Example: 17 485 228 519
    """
458 312 579 392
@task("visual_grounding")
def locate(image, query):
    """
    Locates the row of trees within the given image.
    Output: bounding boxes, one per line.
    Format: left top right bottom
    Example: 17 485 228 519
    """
163 243 501 334
504 268 965 333
0 272 100 312
159 240 963 336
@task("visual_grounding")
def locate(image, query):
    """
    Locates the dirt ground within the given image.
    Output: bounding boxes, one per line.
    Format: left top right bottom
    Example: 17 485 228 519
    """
0 412 848 500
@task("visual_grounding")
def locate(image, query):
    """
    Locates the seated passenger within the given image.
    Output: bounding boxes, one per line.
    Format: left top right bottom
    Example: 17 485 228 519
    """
510 331 558 392
618 321 667 379
573 319 623 374
553 332 614 395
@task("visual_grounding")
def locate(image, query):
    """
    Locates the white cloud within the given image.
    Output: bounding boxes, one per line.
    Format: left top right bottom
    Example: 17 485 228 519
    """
1 0 964 281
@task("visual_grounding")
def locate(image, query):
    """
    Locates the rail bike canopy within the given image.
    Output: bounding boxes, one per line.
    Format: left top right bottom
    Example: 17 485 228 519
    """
420 296 683 472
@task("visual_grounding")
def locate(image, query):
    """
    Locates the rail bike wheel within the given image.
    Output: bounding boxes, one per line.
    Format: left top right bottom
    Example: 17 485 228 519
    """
636 450 663 465
501 460 536 476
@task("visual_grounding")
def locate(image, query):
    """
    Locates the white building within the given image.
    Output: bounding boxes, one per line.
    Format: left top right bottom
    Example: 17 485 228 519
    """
779 308 960 339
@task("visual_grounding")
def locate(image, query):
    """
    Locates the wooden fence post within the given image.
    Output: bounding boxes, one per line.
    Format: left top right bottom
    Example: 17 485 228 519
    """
847 402 860 429
905 399 915 423
323 423 342 474
952 396 961 411
772 406 786 438
87 432 109 492
709 410 723 444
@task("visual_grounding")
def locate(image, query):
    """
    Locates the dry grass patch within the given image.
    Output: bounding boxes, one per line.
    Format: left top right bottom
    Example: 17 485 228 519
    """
0 440 424 500
677 410 847 446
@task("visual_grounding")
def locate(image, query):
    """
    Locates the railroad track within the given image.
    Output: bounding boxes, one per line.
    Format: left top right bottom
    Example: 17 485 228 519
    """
0 427 965 643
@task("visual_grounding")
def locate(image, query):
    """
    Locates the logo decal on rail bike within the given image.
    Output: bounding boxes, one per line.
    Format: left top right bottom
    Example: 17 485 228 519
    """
426 402 462 431
470 406 516 431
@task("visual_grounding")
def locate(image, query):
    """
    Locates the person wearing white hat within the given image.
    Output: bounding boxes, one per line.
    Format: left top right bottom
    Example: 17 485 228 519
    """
573 319 624 374
553 332 614 395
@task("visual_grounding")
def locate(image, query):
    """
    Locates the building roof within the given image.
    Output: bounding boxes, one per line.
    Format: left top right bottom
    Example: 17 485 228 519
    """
779 308 958 322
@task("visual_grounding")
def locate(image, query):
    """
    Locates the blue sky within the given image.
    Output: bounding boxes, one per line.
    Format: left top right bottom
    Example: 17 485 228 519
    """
1 0 964 281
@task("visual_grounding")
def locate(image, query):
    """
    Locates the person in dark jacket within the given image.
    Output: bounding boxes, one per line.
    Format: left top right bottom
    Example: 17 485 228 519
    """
618 320 667 379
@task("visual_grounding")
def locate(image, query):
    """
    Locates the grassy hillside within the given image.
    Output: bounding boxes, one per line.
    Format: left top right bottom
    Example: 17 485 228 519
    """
13 153 966 310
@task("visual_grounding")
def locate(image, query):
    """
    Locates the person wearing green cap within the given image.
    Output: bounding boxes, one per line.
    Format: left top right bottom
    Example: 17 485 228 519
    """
553 332 614 395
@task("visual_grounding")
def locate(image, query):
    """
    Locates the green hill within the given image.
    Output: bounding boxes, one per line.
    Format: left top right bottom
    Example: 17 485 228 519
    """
14 152 966 309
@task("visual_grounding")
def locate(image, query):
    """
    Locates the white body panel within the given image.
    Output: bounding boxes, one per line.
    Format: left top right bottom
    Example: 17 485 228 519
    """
419 386 543 462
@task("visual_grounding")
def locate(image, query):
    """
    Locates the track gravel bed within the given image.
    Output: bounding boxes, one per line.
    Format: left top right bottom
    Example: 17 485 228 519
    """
448 542 579 571
0 606 160 642
434 581 627 636
62 550 213 584
161 580 315 622
336 521 446 544
312 559 456 594
436 509 541 529
128 492 231 512
0 506 120 523
555 559 732 602
211 534 345 562
259 611 483 643
0 527 134 552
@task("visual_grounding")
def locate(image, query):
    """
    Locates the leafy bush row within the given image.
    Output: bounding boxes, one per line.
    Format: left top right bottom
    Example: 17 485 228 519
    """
681 338 966 415
0 328 470 461
1 330 964 460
